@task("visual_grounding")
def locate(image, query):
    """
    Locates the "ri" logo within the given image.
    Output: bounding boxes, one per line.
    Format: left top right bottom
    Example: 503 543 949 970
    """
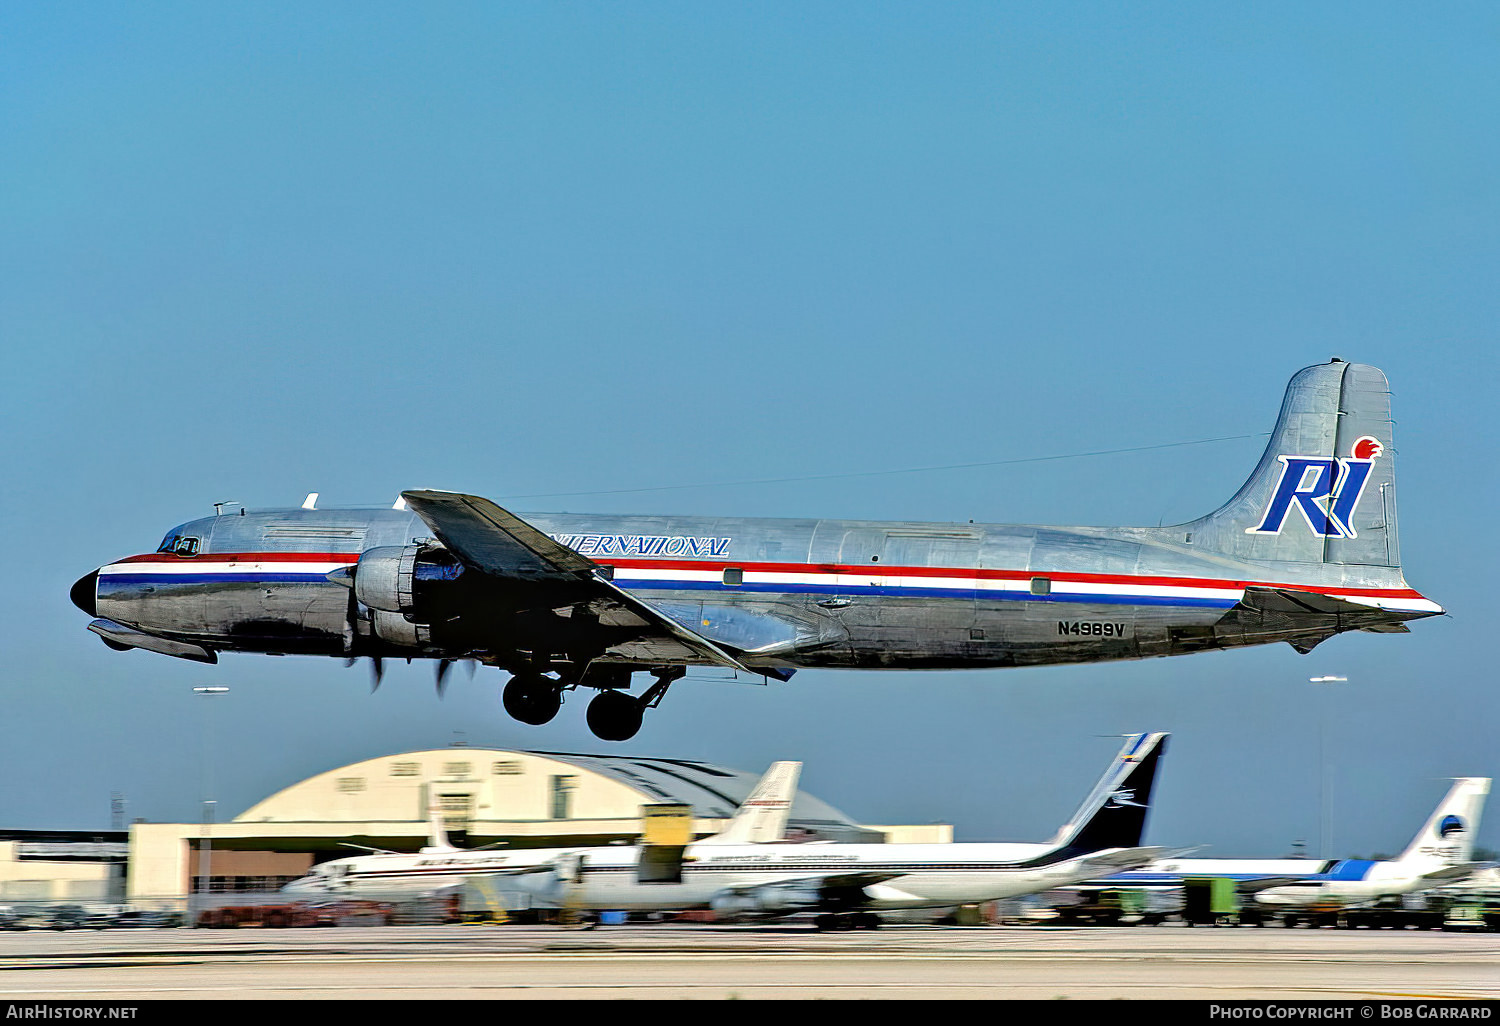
1247 436 1384 538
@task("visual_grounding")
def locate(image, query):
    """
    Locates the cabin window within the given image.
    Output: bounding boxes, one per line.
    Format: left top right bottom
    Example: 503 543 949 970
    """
596 564 615 581
1030 577 1051 596
167 536 199 556
722 567 744 586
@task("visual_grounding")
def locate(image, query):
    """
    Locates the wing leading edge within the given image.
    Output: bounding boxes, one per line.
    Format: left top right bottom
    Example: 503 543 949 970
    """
400 490 757 675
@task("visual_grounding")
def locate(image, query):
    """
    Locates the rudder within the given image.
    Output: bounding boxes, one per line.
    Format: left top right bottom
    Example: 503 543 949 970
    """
1049 732 1168 855
1181 359 1401 571
1394 777 1490 870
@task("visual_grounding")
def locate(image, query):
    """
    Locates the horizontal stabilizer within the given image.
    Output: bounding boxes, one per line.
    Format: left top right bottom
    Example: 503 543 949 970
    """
1418 863 1487 884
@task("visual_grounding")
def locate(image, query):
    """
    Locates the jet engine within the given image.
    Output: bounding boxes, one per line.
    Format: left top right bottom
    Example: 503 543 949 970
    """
710 882 825 918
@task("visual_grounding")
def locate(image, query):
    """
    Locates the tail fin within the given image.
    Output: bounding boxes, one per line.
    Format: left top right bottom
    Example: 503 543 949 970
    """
1392 777 1490 871
696 761 802 845
1047 732 1168 855
1181 360 1403 571
419 797 458 854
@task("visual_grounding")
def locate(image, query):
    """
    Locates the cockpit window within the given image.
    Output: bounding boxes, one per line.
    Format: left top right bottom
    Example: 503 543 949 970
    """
157 529 200 556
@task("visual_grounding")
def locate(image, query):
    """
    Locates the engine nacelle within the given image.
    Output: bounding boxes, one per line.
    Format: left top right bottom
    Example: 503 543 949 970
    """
353 545 467 616
353 546 421 615
368 609 430 649
710 883 824 918
349 544 467 650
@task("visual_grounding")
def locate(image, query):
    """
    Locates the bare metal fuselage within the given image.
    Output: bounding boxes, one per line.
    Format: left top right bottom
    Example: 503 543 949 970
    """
82 507 1435 674
72 361 1441 690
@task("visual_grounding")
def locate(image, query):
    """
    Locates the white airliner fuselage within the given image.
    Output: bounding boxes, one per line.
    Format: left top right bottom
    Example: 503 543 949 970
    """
284 840 1161 914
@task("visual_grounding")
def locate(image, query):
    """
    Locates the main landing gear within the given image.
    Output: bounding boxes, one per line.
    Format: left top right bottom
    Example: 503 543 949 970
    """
814 913 882 932
499 666 685 742
586 689 644 742
501 674 563 725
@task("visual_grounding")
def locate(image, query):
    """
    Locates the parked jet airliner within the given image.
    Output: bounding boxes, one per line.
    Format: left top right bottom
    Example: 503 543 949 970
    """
72 360 1440 740
284 733 1171 930
1081 776 1491 918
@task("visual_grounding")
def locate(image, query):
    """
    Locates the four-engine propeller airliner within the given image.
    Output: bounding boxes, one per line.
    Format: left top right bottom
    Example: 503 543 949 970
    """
71 360 1441 740
284 733 1171 930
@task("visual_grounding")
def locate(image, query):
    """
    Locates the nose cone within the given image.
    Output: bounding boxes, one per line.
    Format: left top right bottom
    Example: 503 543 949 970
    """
70 570 99 617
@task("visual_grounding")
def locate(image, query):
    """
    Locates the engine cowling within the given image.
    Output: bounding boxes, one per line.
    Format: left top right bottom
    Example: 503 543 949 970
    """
710 882 825 918
353 546 421 615
349 544 466 650
353 545 468 615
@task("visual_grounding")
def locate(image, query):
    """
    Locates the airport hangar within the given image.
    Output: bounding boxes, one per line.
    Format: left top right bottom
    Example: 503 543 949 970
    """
0 748 951 908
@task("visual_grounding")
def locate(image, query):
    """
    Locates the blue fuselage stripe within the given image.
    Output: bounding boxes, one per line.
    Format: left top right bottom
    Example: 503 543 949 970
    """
101 572 1239 609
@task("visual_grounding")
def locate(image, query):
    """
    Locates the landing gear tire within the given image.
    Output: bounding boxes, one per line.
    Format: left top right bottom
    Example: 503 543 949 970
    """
586 689 644 741
502 675 562 725
815 913 865 932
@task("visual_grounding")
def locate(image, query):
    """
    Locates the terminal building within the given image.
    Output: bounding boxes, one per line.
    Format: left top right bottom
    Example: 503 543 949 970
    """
1 747 951 909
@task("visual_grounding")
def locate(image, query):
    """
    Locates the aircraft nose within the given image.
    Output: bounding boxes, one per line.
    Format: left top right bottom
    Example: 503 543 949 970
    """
70 571 99 617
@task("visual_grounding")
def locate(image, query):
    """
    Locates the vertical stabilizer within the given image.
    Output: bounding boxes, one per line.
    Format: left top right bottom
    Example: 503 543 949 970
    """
1048 732 1168 855
419 796 458 854
1182 360 1402 570
696 761 802 845
1392 777 1490 871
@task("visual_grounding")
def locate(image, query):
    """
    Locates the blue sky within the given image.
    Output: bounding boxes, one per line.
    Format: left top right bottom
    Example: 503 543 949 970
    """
2 3 1497 859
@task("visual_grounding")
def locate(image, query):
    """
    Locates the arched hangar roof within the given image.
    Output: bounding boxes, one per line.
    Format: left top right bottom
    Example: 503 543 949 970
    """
234 748 875 842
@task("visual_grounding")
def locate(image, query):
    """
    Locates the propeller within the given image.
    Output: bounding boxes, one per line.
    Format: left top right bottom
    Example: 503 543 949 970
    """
434 658 479 697
369 656 385 693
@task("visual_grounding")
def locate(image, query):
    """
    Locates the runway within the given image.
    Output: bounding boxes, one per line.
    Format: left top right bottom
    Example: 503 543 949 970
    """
0 923 1496 1000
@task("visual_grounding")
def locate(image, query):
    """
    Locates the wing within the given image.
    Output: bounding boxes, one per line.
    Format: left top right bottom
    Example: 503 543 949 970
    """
714 872 906 914
1232 876 1312 895
401 490 757 674
1067 846 1170 878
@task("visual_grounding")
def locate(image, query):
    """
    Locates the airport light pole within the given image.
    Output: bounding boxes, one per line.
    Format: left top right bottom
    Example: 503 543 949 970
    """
192 686 230 926
1309 676 1348 860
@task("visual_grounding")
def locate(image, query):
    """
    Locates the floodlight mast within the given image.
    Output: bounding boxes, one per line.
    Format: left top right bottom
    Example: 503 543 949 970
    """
192 686 230 925
1309 675 1349 859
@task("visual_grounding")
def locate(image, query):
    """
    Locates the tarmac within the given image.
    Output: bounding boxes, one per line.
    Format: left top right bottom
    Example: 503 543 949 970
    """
0 922 1496 1001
